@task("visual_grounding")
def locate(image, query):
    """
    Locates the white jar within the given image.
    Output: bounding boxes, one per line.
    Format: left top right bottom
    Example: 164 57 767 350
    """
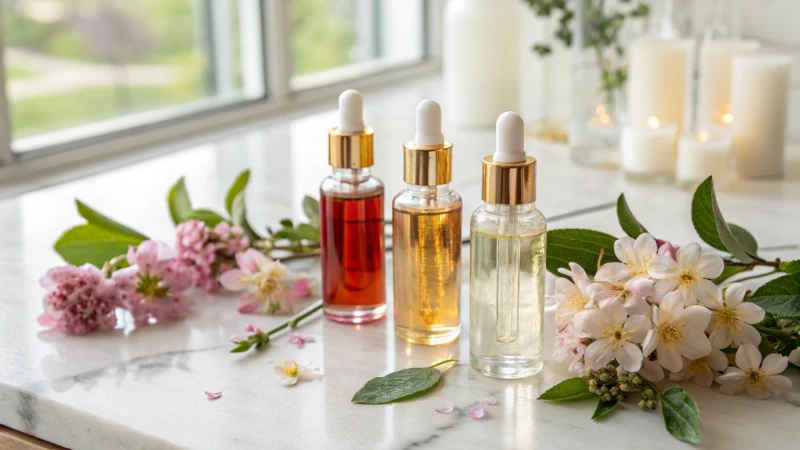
443 0 521 126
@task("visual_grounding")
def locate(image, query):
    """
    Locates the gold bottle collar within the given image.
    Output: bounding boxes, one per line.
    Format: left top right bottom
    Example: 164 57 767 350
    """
328 127 374 169
403 141 452 186
481 155 537 205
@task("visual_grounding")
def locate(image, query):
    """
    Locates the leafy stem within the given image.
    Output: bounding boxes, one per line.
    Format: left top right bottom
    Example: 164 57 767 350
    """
724 257 782 270
266 300 323 336
428 359 456 369
730 269 779 284
754 324 794 340
230 300 323 353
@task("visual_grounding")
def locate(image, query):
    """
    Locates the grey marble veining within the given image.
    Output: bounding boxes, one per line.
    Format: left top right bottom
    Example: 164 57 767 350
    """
0 77 799 449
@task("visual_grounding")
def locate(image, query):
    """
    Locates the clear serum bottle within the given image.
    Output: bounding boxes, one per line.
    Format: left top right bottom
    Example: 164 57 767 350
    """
470 112 547 378
319 90 386 324
393 100 462 345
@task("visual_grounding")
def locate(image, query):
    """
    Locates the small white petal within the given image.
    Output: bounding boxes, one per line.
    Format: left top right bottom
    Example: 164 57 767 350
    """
789 348 800 367
614 237 636 265
615 342 643 372
623 315 652 343
282 376 298 386
677 331 712 360
760 354 789 376
581 309 606 339
585 340 613 369
766 375 792 392
708 329 733 350
748 384 770 400
642 329 659 356
735 345 762 371
634 233 657 260
658 345 683 372
718 379 743 396
709 349 729 372
732 323 762 347
629 278 655 299
648 255 678 279
624 296 652 319
696 283 723 310
736 302 765 325
652 280 678 304
595 263 633 284
681 305 712 330
604 300 628 328
669 369 690 382
723 283 747 307
640 358 664 382
695 253 724 279
659 293 684 322
693 368 714 388
676 243 701 267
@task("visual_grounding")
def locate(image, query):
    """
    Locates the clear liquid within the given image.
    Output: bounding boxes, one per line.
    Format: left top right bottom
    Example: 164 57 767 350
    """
470 228 546 378
393 205 462 345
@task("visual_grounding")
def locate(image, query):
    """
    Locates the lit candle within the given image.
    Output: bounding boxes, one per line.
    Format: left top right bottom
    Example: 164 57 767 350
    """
628 37 692 130
697 39 759 126
620 116 678 181
731 53 792 178
676 126 732 187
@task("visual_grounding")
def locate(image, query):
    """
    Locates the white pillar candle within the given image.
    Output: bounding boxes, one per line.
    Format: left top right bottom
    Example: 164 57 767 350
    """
443 0 521 126
730 54 792 178
620 117 677 179
677 127 732 186
697 39 759 126
627 38 692 129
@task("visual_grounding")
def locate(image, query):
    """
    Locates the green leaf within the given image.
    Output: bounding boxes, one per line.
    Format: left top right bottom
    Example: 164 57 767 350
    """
54 224 144 268
749 296 800 319
713 266 748 284
537 377 597 402
280 218 294 228
231 192 261 242
351 361 453 404
303 195 320 226
659 387 701 444
546 229 619 277
729 223 758 256
272 228 302 242
229 341 252 353
780 260 800 275
690 177 753 262
168 177 193 225
295 223 320 241
185 209 228 227
592 399 618 420
616 194 647 238
75 200 149 240
751 273 800 298
758 333 777 357
225 169 251 215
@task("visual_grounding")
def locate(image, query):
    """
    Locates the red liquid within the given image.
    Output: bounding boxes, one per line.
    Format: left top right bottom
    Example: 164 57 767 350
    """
319 191 386 323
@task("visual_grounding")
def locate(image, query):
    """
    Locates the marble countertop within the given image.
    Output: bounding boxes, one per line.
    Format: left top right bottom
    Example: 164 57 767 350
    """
1 77 799 449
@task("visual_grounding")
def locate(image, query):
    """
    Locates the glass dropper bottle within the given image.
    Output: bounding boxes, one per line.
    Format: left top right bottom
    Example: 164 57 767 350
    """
392 99 462 345
470 112 547 379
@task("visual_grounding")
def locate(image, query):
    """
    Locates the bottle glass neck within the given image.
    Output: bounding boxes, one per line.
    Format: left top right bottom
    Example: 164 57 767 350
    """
332 168 371 183
483 202 535 215
406 183 451 198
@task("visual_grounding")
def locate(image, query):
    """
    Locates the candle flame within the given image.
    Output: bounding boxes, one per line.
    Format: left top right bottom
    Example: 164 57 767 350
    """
722 112 733 125
698 130 709 142
599 114 611 125
596 105 606 115
647 116 660 129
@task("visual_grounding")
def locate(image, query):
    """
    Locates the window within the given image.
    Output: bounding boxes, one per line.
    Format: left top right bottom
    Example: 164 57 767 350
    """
0 0 431 163
289 0 425 90
3 0 264 152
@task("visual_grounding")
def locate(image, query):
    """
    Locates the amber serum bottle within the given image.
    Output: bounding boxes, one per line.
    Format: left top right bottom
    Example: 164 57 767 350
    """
392 100 462 345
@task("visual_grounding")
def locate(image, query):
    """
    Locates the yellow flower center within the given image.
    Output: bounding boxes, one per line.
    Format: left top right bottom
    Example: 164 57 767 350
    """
659 322 684 344
566 289 587 313
688 357 709 374
743 370 767 397
712 306 740 333
283 360 299 377
135 270 169 300
243 271 281 296
602 323 628 350
678 270 697 287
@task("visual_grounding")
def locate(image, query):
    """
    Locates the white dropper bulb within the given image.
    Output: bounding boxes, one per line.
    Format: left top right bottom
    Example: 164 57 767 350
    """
338 89 365 132
493 112 526 163
415 99 445 146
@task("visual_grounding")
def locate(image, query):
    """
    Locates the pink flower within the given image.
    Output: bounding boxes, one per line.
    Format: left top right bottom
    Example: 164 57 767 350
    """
219 249 292 315
244 324 262 334
291 278 314 298
553 321 589 375
288 332 316 348
435 404 454 414
469 408 485 419
175 220 218 292
655 239 680 261
230 335 243 343
204 391 222 400
37 264 119 335
113 241 194 327
214 222 250 255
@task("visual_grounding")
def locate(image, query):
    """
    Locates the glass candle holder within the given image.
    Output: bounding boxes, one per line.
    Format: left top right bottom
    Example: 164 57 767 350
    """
620 116 677 183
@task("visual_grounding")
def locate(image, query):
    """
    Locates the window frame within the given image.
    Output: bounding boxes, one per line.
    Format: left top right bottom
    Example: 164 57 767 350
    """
0 0 440 177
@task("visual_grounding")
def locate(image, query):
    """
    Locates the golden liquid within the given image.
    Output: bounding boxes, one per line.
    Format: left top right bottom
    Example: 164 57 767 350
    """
392 204 462 345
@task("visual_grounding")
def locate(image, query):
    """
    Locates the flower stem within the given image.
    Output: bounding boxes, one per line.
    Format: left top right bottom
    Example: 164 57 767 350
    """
428 359 457 369
730 270 778 284
266 300 323 336
723 257 782 270
754 324 794 340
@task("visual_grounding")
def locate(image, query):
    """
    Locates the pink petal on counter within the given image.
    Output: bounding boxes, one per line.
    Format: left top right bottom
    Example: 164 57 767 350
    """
469 407 485 419
435 404 454 414
205 391 222 400
478 396 497 405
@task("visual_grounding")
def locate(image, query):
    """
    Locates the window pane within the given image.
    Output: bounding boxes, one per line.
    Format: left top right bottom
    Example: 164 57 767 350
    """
3 0 264 148
289 0 425 89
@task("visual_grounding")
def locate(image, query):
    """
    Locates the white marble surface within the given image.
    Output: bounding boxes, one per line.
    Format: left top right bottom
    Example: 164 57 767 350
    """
1 77 800 449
